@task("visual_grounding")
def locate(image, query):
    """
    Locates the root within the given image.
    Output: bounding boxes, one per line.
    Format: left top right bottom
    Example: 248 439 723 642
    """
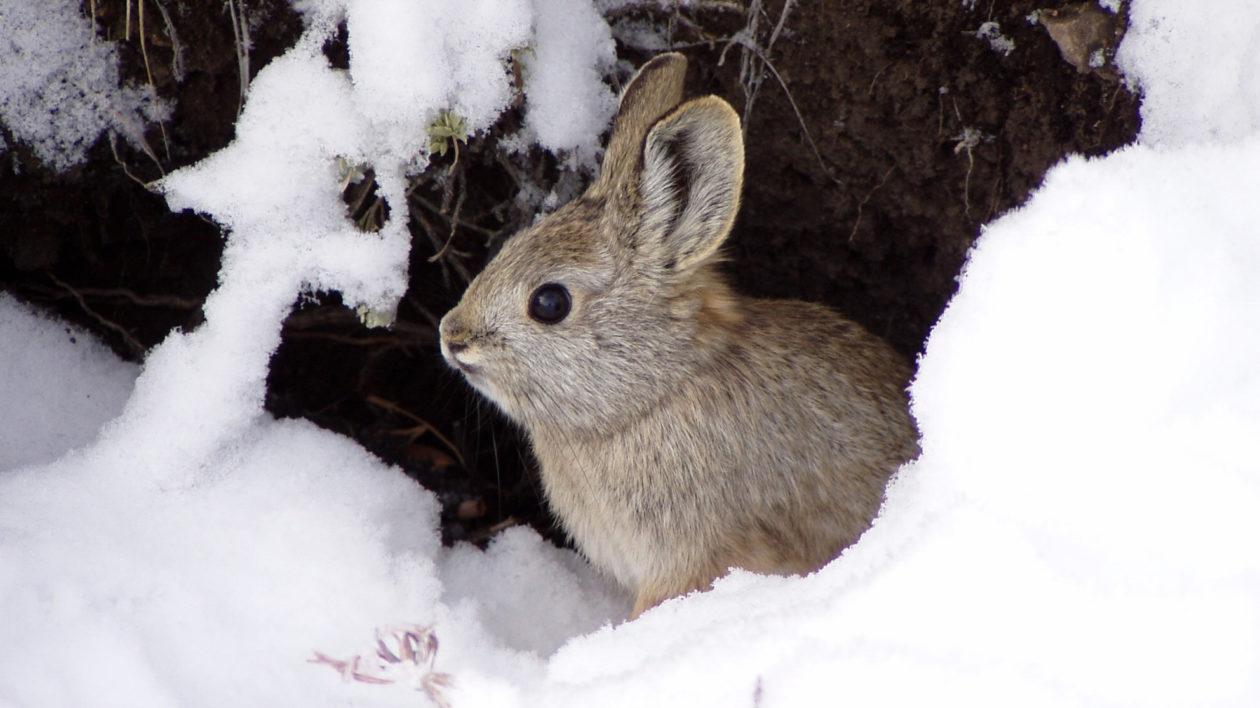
848 165 895 242
47 272 146 356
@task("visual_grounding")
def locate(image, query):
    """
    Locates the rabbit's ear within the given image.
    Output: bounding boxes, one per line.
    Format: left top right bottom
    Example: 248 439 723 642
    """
593 53 688 195
637 96 744 272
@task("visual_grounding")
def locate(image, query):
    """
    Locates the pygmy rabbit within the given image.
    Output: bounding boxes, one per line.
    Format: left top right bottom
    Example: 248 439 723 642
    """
439 53 919 618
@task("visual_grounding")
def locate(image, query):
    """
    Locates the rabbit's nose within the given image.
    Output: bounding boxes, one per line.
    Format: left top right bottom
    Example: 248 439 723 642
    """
438 311 460 342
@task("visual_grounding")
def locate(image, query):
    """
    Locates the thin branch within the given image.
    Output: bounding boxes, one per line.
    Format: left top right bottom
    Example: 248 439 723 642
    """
226 0 250 118
765 0 795 50
428 169 467 263
848 165 895 242
137 0 171 162
108 133 160 190
366 395 467 469
151 0 185 81
730 36 842 187
27 282 199 309
408 193 496 238
47 272 146 356
282 330 422 348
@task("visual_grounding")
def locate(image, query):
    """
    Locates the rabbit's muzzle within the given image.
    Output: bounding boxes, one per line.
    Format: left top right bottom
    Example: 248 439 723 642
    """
438 313 479 375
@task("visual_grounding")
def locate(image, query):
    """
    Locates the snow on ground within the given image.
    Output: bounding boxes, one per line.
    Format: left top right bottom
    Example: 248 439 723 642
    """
1 0 1259 706
0 295 137 470
0 0 165 172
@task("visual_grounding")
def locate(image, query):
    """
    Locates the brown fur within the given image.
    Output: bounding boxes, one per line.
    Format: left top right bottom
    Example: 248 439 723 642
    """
439 53 920 618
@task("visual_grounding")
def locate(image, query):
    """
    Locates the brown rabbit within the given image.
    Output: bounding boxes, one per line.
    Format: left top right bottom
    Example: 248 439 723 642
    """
439 53 919 618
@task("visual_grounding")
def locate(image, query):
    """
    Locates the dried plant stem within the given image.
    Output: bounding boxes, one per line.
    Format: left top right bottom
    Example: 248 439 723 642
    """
151 0 184 81
107 133 159 190
729 36 841 187
47 272 146 356
226 0 250 117
137 0 171 161
848 165 895 242
428 170 467 263
28 282 198 309
366 395 467 469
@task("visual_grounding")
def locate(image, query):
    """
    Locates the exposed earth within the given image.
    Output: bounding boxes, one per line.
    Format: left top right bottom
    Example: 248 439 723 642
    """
0 1 1139 544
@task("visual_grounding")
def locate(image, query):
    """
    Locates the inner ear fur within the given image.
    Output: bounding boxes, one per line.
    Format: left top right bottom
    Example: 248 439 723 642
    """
638 96 744 272
592 52 688 197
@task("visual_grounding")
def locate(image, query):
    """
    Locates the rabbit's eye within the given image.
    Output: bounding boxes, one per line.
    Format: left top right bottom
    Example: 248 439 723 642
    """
528 283 571 324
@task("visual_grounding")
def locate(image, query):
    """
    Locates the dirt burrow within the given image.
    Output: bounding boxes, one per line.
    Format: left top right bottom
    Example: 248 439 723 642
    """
0 0 1138 544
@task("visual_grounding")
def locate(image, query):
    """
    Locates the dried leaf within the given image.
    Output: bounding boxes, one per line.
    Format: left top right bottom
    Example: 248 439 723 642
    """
1037 3 1117 74
376 637 400 664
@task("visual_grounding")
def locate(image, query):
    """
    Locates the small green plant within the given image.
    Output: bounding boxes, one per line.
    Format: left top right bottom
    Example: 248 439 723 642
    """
427 111 468 158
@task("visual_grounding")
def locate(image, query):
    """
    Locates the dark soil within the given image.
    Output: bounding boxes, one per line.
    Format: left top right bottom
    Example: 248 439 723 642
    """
0 1 1138 545
689 0 1139 357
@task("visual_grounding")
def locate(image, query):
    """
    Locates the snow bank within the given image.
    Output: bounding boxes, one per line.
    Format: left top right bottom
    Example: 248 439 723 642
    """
0 0 163 172
1117 0 1260 146
0 294 137 471
522 0 618 162
2 0 1259 706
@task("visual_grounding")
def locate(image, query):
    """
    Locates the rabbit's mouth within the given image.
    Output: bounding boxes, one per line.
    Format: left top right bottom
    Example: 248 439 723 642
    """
440 337 482 377
453 360 480 376
444 351 480 377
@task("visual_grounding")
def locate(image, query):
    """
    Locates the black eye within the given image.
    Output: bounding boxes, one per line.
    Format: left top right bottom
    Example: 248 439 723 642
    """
528 283 571 324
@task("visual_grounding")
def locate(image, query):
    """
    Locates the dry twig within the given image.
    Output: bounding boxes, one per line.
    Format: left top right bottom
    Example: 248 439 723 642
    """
226 0 250 118
47 272 147 356
848 165 895 242
366 395 467 469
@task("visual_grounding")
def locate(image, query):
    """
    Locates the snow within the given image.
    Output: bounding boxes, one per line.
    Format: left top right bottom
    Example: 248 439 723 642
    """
1117 0 1260 146
0 294 138 470
2 0 1259 706
0 0 164 172
438 526 628 656
522 0 618 163
345 0 531 162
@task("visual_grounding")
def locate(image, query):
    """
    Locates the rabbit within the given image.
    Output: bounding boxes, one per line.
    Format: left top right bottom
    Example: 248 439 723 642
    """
438 52 920 618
